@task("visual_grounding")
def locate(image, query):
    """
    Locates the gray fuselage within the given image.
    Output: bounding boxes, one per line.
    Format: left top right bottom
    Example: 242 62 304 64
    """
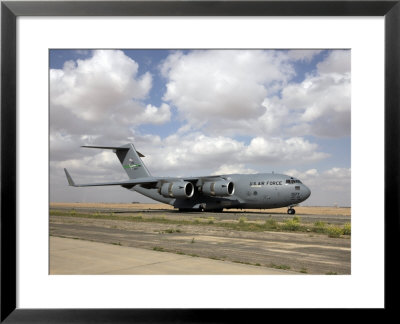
133 173 311 211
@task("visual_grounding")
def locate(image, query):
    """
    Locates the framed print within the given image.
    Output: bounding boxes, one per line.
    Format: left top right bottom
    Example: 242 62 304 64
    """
1 0 399 321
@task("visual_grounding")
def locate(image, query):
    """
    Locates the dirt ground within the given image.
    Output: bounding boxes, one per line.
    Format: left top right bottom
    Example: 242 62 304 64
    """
50 203 351 275
50 202 351 216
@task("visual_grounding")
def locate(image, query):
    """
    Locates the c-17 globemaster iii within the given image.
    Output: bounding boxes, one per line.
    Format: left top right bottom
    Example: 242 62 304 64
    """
64 143 311 214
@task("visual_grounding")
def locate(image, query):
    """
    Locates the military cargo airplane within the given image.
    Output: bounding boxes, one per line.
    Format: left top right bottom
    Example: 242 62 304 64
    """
64 143 311 214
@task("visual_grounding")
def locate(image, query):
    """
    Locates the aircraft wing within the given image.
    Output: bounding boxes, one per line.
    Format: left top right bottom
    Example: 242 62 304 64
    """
64 168 230 189
64 168 158 188
183 175 230 184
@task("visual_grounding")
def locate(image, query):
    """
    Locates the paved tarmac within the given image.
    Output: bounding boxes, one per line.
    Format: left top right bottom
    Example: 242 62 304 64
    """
50 236 294 275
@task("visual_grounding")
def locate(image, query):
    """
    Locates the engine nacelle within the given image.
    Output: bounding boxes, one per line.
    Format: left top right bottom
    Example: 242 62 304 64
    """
160 181 194 199
202 180 235 197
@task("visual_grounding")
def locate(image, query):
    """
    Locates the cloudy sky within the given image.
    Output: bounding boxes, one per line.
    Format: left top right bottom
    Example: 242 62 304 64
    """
49 49 351 206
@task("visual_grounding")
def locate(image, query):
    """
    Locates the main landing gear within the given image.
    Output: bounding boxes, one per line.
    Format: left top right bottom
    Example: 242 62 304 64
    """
198 206 223 213
287 207 296 215
178 207 223 213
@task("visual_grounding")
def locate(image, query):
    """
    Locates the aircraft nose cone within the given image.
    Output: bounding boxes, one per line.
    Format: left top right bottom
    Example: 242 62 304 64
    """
303 185 311 199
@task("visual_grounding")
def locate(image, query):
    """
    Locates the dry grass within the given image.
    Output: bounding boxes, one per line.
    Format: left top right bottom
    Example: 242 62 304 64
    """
50 202 350 216
50 202 174 210
231 206 351 216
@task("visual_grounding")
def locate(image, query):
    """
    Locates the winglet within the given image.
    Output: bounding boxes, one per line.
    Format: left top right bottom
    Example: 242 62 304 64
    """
64 168 76 186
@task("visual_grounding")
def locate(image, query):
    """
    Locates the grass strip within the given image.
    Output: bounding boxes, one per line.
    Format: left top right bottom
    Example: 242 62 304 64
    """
50 210 350 237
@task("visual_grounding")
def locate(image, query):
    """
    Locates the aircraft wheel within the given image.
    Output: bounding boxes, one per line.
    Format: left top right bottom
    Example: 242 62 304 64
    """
287 208 295 215
198 204 206 212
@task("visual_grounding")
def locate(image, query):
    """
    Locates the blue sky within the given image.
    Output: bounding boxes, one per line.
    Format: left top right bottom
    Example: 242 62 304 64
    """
49 49 351 206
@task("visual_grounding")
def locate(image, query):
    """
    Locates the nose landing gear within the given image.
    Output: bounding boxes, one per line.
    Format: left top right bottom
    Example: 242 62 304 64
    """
287 207 296 215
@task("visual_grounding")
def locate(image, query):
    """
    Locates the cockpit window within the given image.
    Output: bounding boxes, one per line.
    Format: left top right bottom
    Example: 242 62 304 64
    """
286 179 302 184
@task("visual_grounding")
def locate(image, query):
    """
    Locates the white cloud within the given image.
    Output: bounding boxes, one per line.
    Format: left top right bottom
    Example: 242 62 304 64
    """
317 50 351 75
141 134 328 176
143 134 245 174
50 50 152 121
287 49 323 62
212 164 257 175
50 50 172 161
51 132 328 182
134 103 171 125
261 50 351 138
160 49 350 139
161 50 295 127
245 137 329 163
285 168 320 179
49 49 350 206
50 50 171 131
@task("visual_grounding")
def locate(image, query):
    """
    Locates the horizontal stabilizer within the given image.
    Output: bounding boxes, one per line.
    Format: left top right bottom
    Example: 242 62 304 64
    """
64 168 76 186
63 168 157 188
81 145 145 157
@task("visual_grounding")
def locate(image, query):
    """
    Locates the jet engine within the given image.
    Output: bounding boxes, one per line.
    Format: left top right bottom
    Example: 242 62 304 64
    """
202 180 235 197
160 181 194 199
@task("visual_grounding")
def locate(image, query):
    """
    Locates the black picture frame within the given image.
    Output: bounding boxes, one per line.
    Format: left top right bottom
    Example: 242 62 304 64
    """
1 0 399 322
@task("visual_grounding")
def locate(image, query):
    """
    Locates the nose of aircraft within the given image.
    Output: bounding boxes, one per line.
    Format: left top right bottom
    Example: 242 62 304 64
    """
303 185 311 200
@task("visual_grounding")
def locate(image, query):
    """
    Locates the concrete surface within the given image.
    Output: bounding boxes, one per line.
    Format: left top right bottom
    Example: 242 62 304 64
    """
50 236 294 275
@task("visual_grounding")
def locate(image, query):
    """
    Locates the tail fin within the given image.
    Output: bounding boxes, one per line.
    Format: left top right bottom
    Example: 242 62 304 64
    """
82 143 151 179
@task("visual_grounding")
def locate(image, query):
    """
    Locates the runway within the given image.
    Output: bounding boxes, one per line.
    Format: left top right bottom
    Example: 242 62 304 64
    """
50 204 351 275
50 236 294 274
